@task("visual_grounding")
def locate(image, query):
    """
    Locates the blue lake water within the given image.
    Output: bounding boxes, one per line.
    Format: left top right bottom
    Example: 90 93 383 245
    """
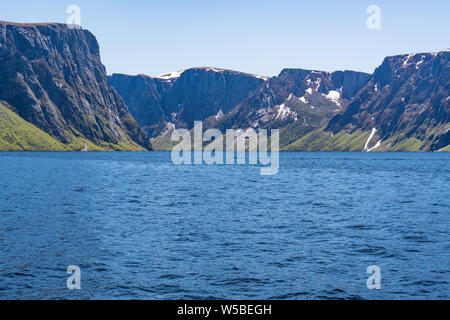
0 152 449 300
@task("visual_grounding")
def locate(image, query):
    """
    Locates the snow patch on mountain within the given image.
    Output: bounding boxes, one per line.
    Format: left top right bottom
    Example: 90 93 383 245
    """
204 67 224 73
215 109 224 120
367 140 382 152
275 103 289 120
323 90 342 107
364 128 381 152
275 103 297 120
315 78 321 90
252 74 270 81
403 54 413 67
287 93 308 104
155 70 184 80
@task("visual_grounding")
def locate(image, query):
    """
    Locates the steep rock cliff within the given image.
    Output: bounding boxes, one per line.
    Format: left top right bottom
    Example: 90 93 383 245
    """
0 21 150 150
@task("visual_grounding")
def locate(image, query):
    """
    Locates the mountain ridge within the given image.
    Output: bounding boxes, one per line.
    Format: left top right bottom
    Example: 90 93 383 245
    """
0 21 151 151
109 67 268 138
0 20 448 152
110 50 448 152
315 50 450 151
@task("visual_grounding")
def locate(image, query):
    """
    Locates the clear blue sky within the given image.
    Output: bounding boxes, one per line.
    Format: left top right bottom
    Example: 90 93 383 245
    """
2 0 449 77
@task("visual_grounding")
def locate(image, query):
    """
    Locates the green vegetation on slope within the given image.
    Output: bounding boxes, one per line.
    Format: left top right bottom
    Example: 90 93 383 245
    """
64 128 146 151
283 128 376 151
378 123 450 152
284 124 450 152
2 98 446 152
150 131 177 151
0 103 70 151
0 103 147 151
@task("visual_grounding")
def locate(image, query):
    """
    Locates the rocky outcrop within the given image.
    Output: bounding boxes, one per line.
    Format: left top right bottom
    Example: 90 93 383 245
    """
109 68 268 137
110 66 370 149
219 69 370 128
0 21 151 150
326 50 450 151
2 21 446 152
109 73 171 138
212 69 371 146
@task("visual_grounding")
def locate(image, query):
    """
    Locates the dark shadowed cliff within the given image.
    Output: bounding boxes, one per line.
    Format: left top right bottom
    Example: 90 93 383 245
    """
109 68 267 138
0 21 151 150
322 50 450 151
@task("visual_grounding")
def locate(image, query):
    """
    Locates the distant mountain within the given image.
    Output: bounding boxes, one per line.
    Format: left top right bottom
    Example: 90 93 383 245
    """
108 73 172 138
109 68 267 138
110 68 370 149
212 69 371 147
0 21 150 151
1 21 448 152
287 50 450 151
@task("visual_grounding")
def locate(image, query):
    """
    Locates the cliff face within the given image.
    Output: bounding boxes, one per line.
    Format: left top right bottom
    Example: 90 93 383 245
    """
0 21 150 150
163 68 268 128
109 68 268 137
108 74 172 137
326 50 450 151
212 69 371 146
110 67 370 149
0 101 69 151
220 69 371 127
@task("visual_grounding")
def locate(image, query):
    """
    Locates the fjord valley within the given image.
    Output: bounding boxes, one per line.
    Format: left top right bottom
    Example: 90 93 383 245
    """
0 7 449 301
110 53 450 152
0 21 449 152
